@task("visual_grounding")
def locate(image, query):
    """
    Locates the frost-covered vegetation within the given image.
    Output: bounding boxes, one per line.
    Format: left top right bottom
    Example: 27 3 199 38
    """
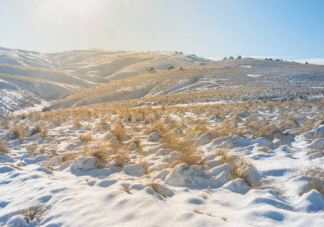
1 99 324 226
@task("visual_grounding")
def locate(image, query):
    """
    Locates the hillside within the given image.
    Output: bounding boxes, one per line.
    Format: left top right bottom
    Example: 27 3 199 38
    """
50 58 324 110
51 49 210 80
0 47 210 115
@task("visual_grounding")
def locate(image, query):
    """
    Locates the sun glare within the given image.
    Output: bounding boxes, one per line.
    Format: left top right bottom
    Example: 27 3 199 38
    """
57 0 101 15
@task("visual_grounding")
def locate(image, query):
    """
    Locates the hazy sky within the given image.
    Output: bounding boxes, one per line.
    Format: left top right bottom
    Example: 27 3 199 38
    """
0 0 323 63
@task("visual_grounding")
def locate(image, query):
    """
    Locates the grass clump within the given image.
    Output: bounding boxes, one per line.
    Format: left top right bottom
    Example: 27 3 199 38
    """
10 124 24 142
79 133 92 143
20 203 45 224
0 141 9 154
301 177 324 196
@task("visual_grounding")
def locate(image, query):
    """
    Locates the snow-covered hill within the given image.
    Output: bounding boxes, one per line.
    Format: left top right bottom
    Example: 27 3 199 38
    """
51 49 210 80
0 47 61 70
0 78 44 116
0 47 211 115
49 58 324 110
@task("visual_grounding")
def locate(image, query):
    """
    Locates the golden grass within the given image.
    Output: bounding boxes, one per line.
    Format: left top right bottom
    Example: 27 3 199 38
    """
79 133 92 143
119 185 132 194
74 119 82 128
230 156 253 182
10 124 24 142
27 143 38 156
0 141 9 154
301 177 324 196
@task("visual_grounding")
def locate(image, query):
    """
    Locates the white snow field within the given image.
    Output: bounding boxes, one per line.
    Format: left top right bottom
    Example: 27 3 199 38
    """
0 100 324 227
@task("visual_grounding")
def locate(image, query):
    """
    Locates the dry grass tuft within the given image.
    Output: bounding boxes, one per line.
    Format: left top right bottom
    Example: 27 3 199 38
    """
79 133 92 143
230 156 252 179
27 143 38 156
119 185 132 194
3 163 23 170
205 186 212 194
74 119 82 128
301 177 324 196
61 152 75 163
91 149 109 165
132 138 142 151
112 126 127 142
41 128 48 139
20 203 45 224
10 124 24 142
0 141 9 154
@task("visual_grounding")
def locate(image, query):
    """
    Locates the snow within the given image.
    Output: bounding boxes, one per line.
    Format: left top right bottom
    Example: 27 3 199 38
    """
1 46 324 226
1 101 324 226
247 74 262 78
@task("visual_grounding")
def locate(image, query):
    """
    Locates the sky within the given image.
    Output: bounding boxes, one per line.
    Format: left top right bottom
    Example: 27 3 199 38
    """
0 0 323 64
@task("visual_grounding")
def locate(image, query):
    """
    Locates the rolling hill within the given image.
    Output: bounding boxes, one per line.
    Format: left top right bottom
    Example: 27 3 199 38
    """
49 58 324 110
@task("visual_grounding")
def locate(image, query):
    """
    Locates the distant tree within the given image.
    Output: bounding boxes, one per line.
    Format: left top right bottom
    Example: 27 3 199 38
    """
305 61 309 64
228 56 234 59
179 52 183 55
275 59 280 61
168 66 175 70
237 55 242 59
268 58 273 61
265 58 268 60
223 57 227 60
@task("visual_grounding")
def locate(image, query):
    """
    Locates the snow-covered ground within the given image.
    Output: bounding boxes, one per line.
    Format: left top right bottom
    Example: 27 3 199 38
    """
0 100 324 226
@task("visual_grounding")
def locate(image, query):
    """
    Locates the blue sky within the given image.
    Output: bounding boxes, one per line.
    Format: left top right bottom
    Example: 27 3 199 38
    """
0 0 323 63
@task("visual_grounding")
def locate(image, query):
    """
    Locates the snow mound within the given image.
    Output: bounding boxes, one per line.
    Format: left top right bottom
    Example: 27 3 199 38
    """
123 164 145 177
296 190 324 212
222 178 250 194
71 156 103 171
